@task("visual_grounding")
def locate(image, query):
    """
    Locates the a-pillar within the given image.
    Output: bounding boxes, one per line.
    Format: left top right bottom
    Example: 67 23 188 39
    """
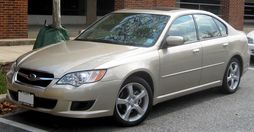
0 0 28 39
86 0 97 25
115 0 176 10
220 0 244 30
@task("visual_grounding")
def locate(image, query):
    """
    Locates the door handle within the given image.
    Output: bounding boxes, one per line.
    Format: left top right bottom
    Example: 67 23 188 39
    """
223 43 229 47
192 49 200 54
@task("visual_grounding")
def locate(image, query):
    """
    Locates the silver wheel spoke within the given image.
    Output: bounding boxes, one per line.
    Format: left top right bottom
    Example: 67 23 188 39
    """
227 76 231 81
117 98 128 105
127 84 134 97
229 65 234 72
230 78 234 88
233 75 239 81
232 64 238 74
135 90 146 101
134 104 145 115
123 106 132 120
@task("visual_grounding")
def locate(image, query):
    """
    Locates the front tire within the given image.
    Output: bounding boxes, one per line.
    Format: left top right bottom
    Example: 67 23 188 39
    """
114 76 153 126
221 58 241 94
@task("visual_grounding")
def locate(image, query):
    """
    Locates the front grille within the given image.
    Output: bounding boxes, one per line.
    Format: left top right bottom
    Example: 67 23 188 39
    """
251 49 254 54
9 90 57 109
16 68 54 87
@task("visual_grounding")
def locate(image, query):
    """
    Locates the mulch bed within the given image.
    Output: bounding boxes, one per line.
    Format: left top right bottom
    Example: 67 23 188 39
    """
0 101 18 115
0 62 18 115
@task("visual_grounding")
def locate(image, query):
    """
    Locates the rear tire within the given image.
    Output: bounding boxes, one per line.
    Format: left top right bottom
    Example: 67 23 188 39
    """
221 58 241 94
114 76 153 126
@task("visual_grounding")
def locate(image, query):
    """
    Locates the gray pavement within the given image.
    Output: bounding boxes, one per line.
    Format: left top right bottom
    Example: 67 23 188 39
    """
0 62 253 132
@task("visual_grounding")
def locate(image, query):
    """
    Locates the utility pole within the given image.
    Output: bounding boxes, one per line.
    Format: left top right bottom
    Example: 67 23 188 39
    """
52 0 61 28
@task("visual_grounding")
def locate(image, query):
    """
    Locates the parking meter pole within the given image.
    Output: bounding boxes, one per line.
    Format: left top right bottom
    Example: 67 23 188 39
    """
52 0 61 28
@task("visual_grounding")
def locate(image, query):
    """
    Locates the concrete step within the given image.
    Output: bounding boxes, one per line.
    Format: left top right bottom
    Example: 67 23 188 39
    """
0 39 35 46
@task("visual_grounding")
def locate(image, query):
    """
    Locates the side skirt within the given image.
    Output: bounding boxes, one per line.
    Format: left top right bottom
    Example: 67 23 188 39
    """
153 80 222 105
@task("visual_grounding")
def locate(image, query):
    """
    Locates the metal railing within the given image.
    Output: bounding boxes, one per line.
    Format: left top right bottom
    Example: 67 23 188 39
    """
245 4 254 17
177 2 254 19
176 2 222 16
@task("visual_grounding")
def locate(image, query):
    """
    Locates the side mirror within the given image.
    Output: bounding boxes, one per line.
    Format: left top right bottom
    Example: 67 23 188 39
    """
165 36 184 47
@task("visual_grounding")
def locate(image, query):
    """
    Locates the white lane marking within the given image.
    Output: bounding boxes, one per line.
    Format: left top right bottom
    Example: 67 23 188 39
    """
0 118 47 132
248 67 254 70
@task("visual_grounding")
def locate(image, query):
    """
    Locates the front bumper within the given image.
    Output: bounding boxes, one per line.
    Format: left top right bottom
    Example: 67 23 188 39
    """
249 44 254 56
6 71 121 118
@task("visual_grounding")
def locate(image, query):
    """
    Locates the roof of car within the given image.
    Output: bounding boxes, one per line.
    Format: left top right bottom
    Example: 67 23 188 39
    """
114 7 211 16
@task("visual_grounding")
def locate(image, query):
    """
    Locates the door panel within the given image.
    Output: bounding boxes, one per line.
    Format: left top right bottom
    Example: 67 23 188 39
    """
200 38 228 84
158 43 202 96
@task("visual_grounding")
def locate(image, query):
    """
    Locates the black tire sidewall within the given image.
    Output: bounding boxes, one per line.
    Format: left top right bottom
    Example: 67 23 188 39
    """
114 76 153 127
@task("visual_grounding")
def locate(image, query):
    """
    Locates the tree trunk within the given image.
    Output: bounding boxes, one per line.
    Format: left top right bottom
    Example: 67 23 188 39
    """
52 0 61 28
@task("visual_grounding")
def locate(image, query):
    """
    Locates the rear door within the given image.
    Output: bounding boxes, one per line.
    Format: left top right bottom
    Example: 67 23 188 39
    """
193 14 229 84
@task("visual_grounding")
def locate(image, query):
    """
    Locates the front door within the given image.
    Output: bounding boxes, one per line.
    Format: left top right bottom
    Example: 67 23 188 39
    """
158 15 202 97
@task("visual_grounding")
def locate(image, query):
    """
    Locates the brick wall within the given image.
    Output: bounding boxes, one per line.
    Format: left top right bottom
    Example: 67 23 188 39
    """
220 0 244 30
0 0 28 39
115 0 176 10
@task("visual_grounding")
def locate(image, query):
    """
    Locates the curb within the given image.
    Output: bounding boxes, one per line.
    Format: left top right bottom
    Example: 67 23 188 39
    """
0 39 35 46
0 94 6 102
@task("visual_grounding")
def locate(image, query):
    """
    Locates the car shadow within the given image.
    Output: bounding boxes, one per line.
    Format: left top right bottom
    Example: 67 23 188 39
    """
3 87 230 131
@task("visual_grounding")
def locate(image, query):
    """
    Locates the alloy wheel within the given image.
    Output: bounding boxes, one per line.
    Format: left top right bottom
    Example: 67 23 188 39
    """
116 82 149 122
226 61 240 91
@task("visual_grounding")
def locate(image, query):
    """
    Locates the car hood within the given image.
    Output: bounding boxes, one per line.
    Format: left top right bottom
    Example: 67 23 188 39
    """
18 41 140 78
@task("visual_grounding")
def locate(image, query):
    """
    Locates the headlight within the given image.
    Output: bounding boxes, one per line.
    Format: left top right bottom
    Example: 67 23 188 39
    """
248 37 254 44
56 70 106 87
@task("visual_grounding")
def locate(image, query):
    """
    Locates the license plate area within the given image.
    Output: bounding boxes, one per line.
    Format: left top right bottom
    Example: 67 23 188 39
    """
18 91 34 107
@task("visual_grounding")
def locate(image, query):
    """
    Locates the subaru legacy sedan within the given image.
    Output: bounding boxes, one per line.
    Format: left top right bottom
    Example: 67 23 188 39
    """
7 8 249 126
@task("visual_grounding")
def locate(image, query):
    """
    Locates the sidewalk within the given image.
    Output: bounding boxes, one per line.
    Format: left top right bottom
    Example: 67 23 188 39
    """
0 45 33 64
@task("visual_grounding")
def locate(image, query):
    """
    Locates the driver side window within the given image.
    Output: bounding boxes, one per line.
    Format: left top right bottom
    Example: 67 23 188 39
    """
168 15 198 44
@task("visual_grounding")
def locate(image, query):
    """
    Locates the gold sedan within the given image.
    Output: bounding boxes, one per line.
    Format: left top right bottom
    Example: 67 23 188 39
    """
7 8 249 126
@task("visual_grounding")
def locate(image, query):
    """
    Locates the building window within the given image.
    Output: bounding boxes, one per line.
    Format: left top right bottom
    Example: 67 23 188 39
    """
28 0 86 15
178 0 221 15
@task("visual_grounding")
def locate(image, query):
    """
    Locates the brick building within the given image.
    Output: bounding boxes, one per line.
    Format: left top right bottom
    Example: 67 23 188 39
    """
0 0 247 39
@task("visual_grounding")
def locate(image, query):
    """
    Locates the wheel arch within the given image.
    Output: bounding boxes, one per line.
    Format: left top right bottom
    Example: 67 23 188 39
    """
230 54 243 75
122 70 154 95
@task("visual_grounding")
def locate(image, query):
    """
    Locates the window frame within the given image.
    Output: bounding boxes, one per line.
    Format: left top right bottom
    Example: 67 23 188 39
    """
160 13 229 49
192 13 228 42
212 17 228 37
162 15 199 48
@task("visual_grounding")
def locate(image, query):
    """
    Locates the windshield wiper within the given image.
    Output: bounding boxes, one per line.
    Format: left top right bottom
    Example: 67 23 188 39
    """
75 38 122 44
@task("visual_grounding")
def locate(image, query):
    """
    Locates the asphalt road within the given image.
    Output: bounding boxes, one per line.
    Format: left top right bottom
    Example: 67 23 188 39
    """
1 61 254 132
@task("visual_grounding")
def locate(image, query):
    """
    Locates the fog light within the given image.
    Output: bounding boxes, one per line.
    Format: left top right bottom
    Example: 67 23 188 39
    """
71 100 95 111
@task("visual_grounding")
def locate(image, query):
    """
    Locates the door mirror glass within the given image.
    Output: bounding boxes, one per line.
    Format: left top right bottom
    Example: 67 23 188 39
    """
166 36 184 46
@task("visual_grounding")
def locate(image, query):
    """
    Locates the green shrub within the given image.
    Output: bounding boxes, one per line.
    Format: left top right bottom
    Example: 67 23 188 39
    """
0 70 7 94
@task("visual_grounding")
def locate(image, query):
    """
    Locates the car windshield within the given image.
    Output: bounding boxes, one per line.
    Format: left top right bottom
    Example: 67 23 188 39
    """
76 13 170 47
